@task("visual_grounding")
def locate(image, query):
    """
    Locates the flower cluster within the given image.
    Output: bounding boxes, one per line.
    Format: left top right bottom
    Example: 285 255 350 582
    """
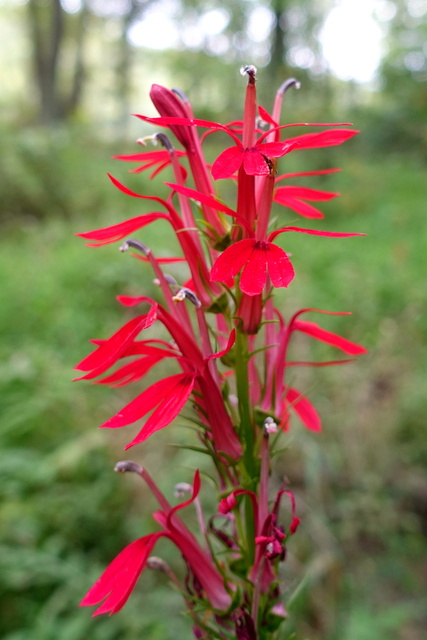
76 66 366 638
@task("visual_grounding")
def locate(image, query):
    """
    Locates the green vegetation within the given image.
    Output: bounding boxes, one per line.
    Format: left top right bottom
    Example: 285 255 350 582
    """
0 124 425 638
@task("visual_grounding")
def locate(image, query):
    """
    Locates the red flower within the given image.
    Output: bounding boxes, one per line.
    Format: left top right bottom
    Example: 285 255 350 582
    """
211 138 295 180
80 471 232 615
211 227 365 296
211 238 294 296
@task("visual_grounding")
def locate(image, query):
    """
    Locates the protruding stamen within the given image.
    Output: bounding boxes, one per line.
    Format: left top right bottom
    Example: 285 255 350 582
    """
115 461 172 512
172 87 190 105
114 460 144 475
263 417 278 434
154 132 174 153
153 274 177 288
172 287 201 308
174 482 192 498
240 64 257 82
277 77 301 96
136 134 159 146
119 238 151 256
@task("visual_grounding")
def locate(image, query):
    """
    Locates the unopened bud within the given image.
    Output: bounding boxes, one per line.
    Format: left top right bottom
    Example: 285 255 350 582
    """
264 417 278 434
150 84 192 148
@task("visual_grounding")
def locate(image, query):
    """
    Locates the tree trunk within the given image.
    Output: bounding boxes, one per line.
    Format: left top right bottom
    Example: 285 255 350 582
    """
28 0 88 124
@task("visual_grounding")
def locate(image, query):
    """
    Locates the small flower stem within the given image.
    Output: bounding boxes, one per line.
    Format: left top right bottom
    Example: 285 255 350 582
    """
258 432 270 532
234 329 257 485
251 556 265 632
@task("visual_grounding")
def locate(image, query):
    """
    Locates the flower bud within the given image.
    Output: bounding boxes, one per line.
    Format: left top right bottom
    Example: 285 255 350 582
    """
150 84 193 148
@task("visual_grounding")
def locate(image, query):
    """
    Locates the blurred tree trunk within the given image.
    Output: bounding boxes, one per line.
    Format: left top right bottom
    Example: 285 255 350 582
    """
116 0 140 136
269 0 289 81
27 0 88 124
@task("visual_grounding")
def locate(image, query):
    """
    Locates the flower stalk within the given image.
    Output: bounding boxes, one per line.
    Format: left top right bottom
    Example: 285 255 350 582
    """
76 66 366 638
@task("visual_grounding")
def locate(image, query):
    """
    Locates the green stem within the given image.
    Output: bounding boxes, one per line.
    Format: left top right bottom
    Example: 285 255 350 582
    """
234 329 257 486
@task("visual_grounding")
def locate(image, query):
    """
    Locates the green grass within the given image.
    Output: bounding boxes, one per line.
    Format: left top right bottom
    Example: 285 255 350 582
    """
0 139 426 639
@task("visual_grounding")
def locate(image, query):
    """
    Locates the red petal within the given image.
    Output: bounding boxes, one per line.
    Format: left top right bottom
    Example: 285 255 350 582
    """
74 314 155 377
113 149 185 162
243 148 270 175
276 168 342 182
134 113 242 145
207 329 236 361
211 146 244 179
260 141 295 158
286 129 359 150
80 534 163 616
292 320 368 355
240 244 268 295
124 374 196 448
258 105 277 126
116 295 154 307
133 255 186 264
275 186 339 201
285 387 322 432
265 243 295 288
210 239 255 283
76 213 168 246
134 114 225 129
95 355 164 387
167 469 201 522
165 182 236 217
273 195 325 219
100 373 194 433
268 226 365 242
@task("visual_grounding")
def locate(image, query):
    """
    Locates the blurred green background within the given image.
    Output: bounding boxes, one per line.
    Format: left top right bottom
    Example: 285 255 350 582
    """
1 1 426 639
